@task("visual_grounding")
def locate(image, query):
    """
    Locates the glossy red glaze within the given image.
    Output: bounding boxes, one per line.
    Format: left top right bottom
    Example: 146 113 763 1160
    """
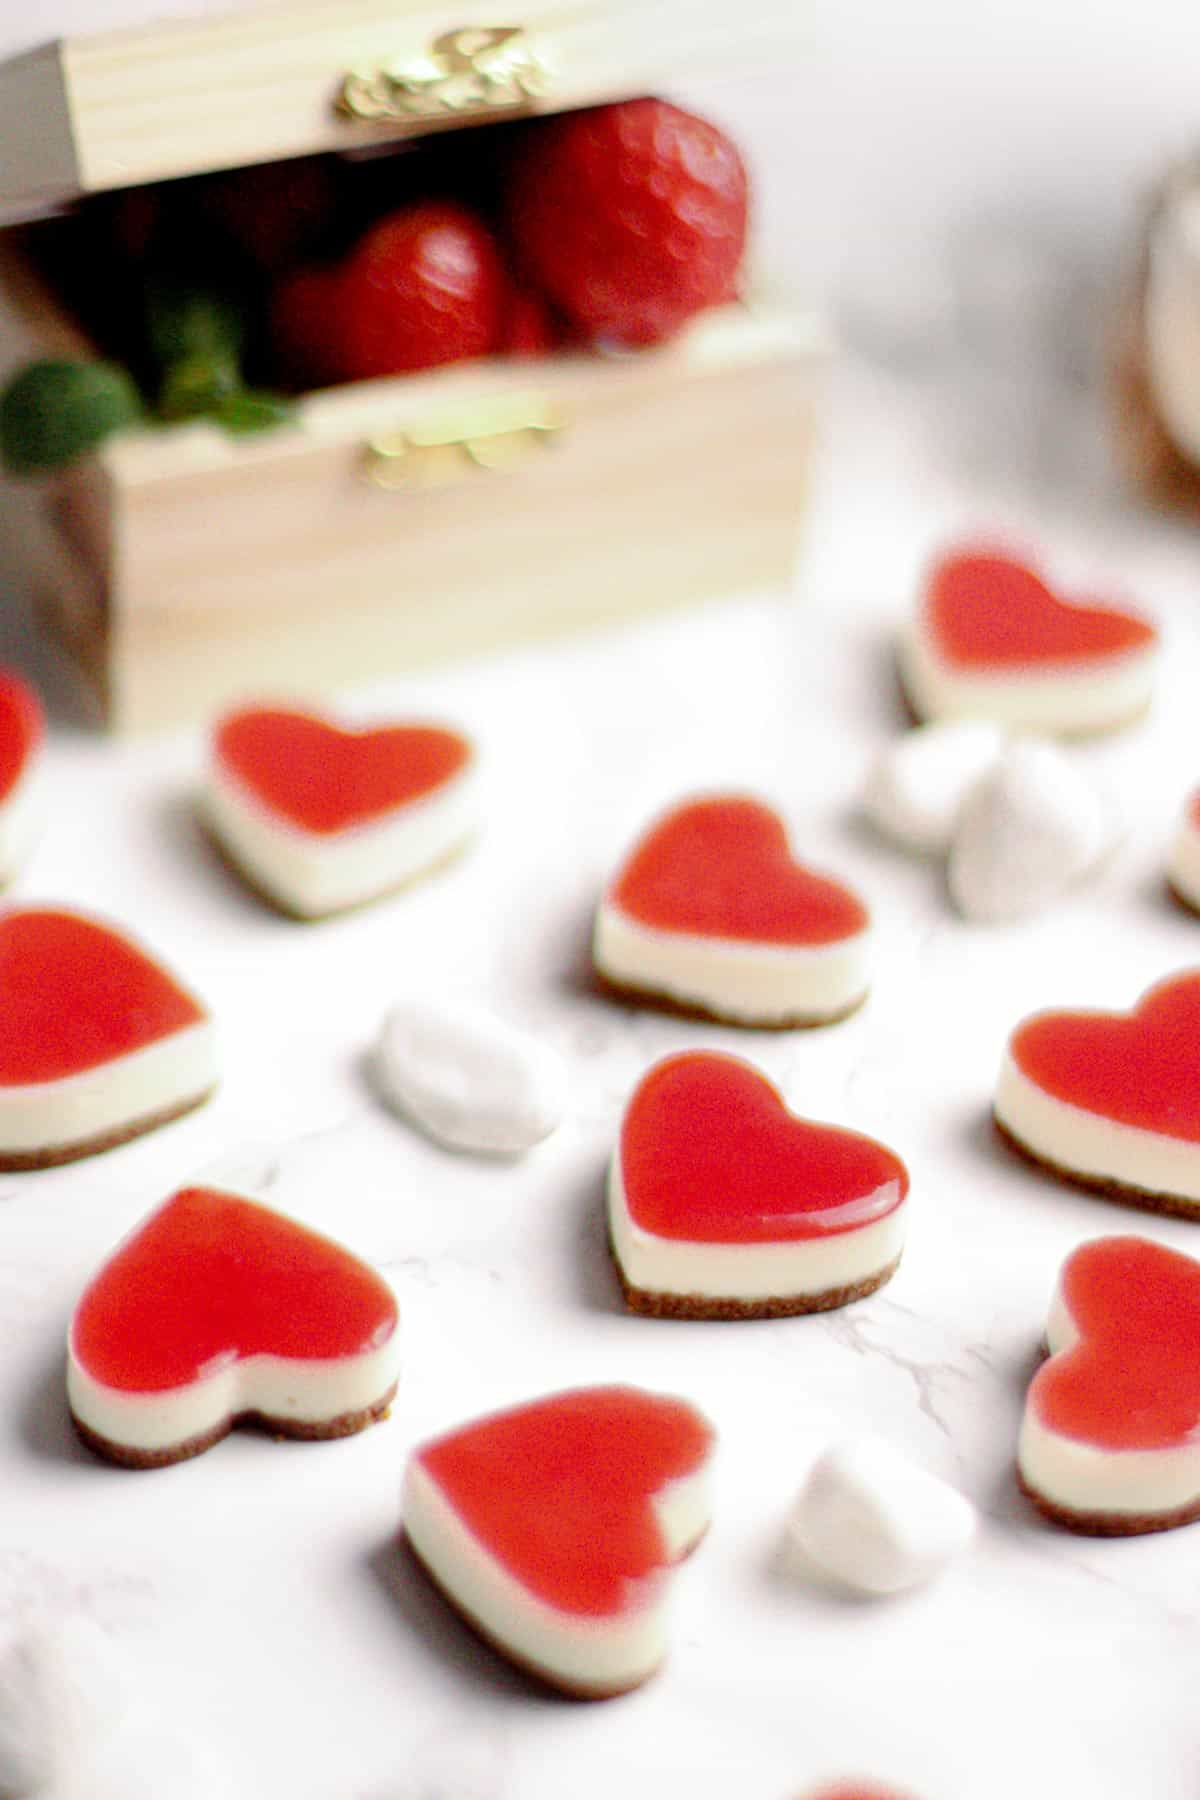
923 550 1156 669
72 1186 398 1392
215 708 471 835
620 1052 907 1243
0 910 204 1086
1030 1236 1200 1451
608 796 868 945
1010 972 1200 1141
0 671 43 804
416 1385 712 1616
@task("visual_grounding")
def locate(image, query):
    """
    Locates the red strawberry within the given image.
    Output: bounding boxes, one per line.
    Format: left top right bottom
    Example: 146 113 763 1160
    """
335 201 505 380
505 99 748 347
271 266 343 387
498 283 558 358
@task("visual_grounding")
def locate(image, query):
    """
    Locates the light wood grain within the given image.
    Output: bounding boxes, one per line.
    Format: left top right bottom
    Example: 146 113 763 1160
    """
0 47 77 223
0 198 818 733
0 231 114 717
0 0 804 217
56 314 817 731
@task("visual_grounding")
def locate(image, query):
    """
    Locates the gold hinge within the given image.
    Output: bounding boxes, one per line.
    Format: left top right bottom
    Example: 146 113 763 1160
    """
362 392 565 489
337 26 550 127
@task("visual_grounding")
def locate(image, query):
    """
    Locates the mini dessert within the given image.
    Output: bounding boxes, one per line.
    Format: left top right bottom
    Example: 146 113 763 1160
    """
994 970 1200 1215
861 719 1004 855
1167 789 1200 913
401 1384 713 1697
0 670 45 885
609 1050 908 1317
801 1786 920 1800
0 1615 232 1799
373 998 567 1155
898 546 1159 735
203 705 479 918
0 908 216 1169
68 1185 400 1467
1018 1234 1200 1533
946 739 1115 923
790 1437 976 1594
593 795 871 1027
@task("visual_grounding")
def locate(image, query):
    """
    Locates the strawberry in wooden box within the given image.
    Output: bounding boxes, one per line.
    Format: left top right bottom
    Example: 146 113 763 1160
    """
0 0 816 732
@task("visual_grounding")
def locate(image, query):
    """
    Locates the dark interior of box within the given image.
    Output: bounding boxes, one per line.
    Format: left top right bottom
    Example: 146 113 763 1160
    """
22 115 537 401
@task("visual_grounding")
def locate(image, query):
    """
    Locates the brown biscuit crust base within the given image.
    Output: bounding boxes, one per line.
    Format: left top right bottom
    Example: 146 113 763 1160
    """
0 1086 216 1172
610 1237 901 1319
1167 877 1200 920
1017 1468 1200 1538
71 1381 397 1470
592 969 867 1032
398 1531 660 1700
992 1111 1200 1222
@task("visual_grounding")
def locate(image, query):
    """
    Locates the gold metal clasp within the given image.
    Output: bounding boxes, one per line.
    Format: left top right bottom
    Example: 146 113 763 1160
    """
362 392 565 489
338 26 550 127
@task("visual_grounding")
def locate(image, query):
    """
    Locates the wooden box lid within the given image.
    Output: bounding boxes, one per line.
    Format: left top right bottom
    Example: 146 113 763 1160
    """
0 0 803 224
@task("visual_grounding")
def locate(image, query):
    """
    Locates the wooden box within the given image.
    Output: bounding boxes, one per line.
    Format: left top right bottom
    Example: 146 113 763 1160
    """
0 0 817 733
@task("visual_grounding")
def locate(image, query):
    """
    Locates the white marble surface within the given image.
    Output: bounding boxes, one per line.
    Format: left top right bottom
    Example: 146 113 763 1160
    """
1 357 1200 1797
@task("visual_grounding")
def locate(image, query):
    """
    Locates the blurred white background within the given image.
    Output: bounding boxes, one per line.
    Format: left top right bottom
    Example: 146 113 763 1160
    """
6 0 1199 344
5 0 1200 524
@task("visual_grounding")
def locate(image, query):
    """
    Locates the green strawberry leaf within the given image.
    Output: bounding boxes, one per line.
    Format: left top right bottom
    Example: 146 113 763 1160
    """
0 359 144 475
157 350 242 421
144 279 247 370
213 390 296 435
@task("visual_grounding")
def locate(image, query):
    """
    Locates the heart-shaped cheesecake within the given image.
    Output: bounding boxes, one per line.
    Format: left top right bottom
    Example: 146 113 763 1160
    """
609 1050 908 1316
899 547 1159 735
1167 789 1200 914
1018 1235 1200 1533
203 705 479 918
592 795 871 1026
68 1185 400 1467
0 670 45 886
0 908 216 1169
401 1384 713 1696
802 1786 920 1800
994 971 1200 1214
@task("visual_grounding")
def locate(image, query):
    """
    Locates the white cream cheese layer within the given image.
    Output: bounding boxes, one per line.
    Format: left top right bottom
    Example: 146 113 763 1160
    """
0 1021 216 1156
607 1157 906 1300
0 755 45 886
203 758 480 917
67 1330 400 1454
593 902 871 1024
402 1455 710 1692
898 620 1158 735
994 1050 1200 1208
1167 804 1200 912
1019 1286 1200 1516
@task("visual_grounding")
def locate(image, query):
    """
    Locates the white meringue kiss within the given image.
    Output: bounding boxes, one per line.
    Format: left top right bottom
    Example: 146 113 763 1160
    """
0 1616 236 1800
862 721 1005 855
947 740 1116 923
789 1437 976 1595
374 999 567 1155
